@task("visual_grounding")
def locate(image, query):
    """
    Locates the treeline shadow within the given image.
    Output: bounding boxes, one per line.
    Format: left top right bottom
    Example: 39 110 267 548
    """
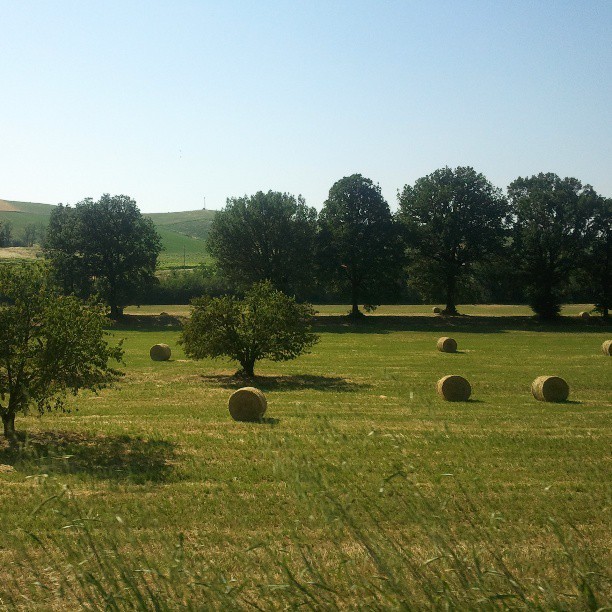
313 315 612 335
0 431 179 483
200 373 368 392
111 313 185 331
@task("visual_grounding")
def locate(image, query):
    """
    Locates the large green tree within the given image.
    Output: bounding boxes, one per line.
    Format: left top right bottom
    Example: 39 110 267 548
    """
0 263 123 438
181 280 318 377
582 196 611 318
317 174 402 317
398 166 509 315
45 194 162 318
508 173 598 319
207 191 317 298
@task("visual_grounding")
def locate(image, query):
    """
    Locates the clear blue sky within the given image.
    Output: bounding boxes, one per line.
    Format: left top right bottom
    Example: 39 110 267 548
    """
1 0 610 212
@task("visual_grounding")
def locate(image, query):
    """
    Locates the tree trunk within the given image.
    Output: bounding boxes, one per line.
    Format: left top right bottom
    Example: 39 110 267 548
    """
350 280 360 317
2 413 15 439
110 304 124 319
445 272 458 315
239 358 256 378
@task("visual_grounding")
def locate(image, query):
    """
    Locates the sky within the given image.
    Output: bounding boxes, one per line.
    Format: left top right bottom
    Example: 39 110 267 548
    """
1 0 610 213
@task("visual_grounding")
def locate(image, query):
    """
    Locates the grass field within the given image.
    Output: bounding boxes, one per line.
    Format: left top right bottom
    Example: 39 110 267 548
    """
0 306 610 608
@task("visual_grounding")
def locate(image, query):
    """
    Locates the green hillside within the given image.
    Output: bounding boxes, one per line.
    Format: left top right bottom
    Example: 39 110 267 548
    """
146 209 216 241
0 200 215 269
0 200 55 236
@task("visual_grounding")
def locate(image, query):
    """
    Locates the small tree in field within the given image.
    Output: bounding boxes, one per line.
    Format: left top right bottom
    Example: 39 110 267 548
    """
180 281 318 377
0 264 123 439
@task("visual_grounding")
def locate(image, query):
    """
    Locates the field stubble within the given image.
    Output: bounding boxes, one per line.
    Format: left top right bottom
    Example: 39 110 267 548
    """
0 305 610 608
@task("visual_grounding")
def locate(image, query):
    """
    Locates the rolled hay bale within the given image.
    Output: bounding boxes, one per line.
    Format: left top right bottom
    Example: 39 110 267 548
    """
437 337 457 353
229 387 267 422
601 340 612 356
531 376 569 403
579 311 590 319
150 343 171 361
432 307 441 314
436 375 471 401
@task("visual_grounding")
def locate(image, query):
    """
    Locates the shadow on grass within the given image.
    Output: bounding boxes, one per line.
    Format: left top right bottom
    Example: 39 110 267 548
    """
111 313 184 331
314 315 612 334
200 373 368 392
0 431 179 483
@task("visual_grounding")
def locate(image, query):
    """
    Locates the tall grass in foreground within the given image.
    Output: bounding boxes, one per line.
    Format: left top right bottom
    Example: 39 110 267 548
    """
3 430 609 611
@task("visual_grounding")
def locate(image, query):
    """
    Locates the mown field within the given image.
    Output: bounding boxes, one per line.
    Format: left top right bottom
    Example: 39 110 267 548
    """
0 305 610 609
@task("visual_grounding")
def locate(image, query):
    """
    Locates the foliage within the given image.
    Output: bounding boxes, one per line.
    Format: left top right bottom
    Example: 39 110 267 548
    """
207 191 317 298
508 173 599 319
180 280 318 376
136 264 234 304
583 197 612 317
44 194 163 318
398 166 509 315
0 263 123 438
318 174 403 316
0 221 13 247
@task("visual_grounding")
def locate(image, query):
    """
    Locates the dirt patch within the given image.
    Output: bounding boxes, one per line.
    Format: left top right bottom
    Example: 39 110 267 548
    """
0 199 19 212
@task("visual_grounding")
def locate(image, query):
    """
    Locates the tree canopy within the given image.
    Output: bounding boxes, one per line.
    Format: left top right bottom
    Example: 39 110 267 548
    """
397 166 509 315
508 173 598 319
317 174 402 316
0 263 123 438
44 194 162 318
207 191 317 298
180 280 318 377
581 196 611 318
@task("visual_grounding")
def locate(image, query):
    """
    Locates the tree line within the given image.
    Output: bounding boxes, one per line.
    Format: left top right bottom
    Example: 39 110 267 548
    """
206 169 610 319
40 168 611 320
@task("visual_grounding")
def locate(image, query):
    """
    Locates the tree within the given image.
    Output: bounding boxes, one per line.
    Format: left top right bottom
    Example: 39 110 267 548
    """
508 173 598 319
398 167 509 315
317 174 402 317
0 221 12 247
180 281 318 377
583 197 611 318
0 263 123 439
44 194 163 318
23 223 38 247
207 191 317 298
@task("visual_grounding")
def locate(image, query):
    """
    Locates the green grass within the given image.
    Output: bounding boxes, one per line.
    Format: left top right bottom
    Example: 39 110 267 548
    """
0 306 610 608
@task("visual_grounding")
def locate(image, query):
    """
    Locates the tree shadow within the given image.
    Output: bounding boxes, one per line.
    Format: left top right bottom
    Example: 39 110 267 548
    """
200 373 368 392
111 313 184 331
314 315 612 335
0 431 179 483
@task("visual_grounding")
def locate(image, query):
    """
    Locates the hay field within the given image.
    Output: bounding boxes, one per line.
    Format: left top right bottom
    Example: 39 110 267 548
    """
0 307 610 608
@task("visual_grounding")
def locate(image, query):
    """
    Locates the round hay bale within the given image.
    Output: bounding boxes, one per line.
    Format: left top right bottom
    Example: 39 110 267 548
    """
229 387 267 422
150 343 171 361
432 306 441 314
531 376 569 402
579 311 590 319
437 337 457 353
601 340 612 356
436 375 471 401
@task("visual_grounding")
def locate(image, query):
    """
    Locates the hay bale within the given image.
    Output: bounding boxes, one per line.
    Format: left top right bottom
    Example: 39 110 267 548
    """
437 337 457 353
150 343 171 361
229 387 267 422
579 311 590 319
436 375 471 401
531 376 569 402
432 307 441 314
601 340 612 356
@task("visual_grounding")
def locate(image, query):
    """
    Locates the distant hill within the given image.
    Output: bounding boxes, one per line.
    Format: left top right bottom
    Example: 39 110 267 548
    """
0 200 216 268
